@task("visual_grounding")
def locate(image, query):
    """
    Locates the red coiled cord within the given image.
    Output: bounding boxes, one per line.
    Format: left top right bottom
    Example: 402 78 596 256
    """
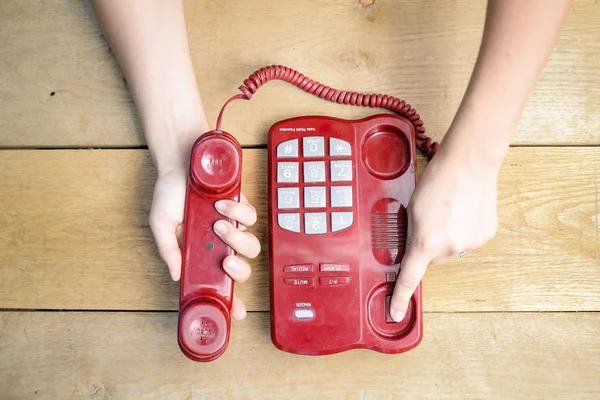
216 65 439 159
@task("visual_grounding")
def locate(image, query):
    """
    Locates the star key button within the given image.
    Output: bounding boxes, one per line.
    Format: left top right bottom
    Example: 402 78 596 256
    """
329 138 351 156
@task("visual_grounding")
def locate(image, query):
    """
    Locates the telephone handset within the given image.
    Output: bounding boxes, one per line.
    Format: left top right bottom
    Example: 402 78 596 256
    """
178 65 438 361
178 131 242 362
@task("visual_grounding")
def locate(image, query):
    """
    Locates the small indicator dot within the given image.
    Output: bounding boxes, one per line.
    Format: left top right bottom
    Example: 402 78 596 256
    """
206 242 214 250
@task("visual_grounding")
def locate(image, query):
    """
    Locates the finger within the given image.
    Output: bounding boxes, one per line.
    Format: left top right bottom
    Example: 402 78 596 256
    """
231 294 247 321
213 220 261 259
214 199 257 227
223 255 252 284
390 212 433 322
149 219 182 281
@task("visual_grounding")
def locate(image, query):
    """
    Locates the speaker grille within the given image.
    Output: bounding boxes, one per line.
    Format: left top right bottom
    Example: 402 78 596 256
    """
371 206 407 265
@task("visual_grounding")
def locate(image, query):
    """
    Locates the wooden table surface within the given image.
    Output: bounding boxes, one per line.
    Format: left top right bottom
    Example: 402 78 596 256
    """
1 1 599 399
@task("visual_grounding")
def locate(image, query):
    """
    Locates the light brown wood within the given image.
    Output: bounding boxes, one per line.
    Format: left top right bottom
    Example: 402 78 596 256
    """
1 0 599 147
0 148 598 312
0 311 598 399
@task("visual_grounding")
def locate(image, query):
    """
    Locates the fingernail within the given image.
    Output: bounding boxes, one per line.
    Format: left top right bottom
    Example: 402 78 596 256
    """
224 257 237 272
392 311 405 322
214 221 227 235
215 201 226 212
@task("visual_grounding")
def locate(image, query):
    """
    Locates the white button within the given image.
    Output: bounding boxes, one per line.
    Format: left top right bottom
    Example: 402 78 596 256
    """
331 212 353 232
277 139 298 158
304 212 327 234
330 138 352 156
277 162 299 183
294 308 315 320
331 186 353 208
277 188 300 209
303 161 326 183
278 213 300 233
304 187 326 208
303 137 325 157
330 160 352 182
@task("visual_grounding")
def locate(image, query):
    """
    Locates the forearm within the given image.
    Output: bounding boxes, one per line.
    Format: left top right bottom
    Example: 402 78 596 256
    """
92 0 208 175
442 0 571 168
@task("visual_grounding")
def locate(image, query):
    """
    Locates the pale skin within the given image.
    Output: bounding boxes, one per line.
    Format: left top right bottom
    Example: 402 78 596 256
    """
92 0 571 323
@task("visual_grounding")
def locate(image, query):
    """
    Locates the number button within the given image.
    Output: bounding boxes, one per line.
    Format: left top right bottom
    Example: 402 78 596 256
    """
330 186 353 208
303 161 326 183
330 138 352 156
330 160 352 182
277 213 300 233
304 212 327 234
331 211 354 232
304 187 326 208
277 188 300 209
303 137 325 157
277 139 298 158
277 162 299 183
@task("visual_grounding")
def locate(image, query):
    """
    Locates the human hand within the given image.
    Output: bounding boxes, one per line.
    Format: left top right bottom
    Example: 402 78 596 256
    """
389 142 500 322
149 170 260 320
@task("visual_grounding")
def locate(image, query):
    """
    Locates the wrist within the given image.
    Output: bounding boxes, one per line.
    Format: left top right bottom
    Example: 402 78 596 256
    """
144 106 210 178
438 120 508 175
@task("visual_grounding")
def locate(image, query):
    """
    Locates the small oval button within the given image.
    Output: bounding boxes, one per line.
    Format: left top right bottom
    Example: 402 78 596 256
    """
294 308 315 320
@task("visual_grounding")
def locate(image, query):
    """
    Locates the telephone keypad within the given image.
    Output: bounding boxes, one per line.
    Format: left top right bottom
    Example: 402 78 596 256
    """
304 212 327 234
330 138 352 156
304 187 326 208
277 162 299 183
278 188 300 209
278 213 301 233
330 160 352 182
331 212 354 232
303 136 325 157
275 135 355 233
330 186 353 208
277 139 299 158
303 161 326 183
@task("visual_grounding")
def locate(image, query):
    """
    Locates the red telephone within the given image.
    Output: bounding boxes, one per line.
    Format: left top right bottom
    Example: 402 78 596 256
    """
178 131 242 362
178 65 438 361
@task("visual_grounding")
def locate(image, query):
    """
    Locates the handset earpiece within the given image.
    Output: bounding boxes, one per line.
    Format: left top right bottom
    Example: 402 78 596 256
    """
178 130 242 362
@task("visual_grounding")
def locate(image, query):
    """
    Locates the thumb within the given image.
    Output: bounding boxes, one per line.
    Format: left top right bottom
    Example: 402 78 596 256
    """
390 214 432 322
150 218 182 281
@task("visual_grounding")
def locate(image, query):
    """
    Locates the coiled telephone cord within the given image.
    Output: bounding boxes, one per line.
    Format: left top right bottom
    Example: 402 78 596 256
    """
216 65 439 159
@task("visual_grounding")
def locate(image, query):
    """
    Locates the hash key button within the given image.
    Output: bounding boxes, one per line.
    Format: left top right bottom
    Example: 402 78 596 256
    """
303 137 325 157
331 186 353 208
277 139 298 158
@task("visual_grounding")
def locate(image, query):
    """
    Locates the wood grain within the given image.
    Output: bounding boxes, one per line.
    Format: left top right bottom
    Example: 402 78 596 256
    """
0 148 598 312
0 311 598 400
1 0 599 147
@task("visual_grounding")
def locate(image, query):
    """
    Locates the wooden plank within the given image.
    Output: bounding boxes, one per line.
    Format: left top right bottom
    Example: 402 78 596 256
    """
0 311 598 399
0 148 598 312
0 0 598 147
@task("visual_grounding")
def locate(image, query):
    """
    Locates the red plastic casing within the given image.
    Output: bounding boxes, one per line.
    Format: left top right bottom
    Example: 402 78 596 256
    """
178 130 242 362
268 114 422 355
